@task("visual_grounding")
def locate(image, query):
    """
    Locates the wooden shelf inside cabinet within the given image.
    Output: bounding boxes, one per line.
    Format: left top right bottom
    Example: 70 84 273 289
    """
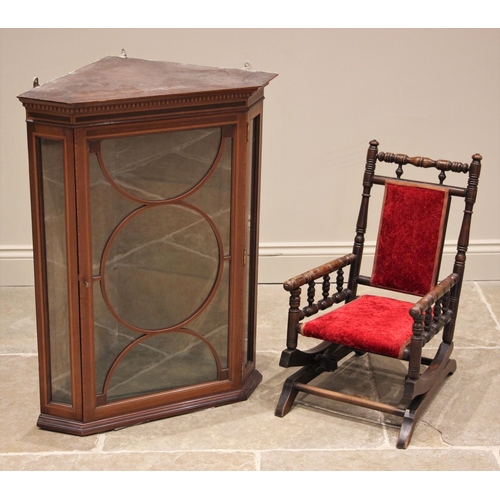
18 56 277 435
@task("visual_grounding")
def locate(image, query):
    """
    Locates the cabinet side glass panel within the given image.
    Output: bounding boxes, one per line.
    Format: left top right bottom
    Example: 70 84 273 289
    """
242 116 261 364
38 138 72 404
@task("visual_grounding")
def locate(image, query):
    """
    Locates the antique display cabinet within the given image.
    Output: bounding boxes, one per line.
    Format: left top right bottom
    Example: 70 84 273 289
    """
18 55 277 435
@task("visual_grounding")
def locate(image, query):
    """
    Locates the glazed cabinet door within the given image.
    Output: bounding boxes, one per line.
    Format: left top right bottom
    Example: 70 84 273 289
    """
76 119 244 420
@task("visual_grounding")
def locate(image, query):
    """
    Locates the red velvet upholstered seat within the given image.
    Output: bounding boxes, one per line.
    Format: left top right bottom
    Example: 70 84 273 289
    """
301 295 414 359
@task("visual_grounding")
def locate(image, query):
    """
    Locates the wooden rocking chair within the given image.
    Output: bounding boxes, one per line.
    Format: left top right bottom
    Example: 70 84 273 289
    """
275 140 482 449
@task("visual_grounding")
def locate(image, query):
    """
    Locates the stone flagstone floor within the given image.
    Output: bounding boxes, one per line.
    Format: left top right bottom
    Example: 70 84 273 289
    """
1 282 499 474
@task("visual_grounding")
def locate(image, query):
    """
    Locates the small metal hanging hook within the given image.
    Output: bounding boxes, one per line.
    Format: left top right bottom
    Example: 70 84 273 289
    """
33 77 39 88
243 61 252 70
120 49 128 58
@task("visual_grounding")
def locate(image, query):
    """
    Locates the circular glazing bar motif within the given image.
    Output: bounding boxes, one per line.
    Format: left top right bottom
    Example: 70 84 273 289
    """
102 328 224 401
97 128 223 204
100 202 224 332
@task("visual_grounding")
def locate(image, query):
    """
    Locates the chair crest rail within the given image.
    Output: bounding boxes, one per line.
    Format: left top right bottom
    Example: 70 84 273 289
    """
377 152 470 174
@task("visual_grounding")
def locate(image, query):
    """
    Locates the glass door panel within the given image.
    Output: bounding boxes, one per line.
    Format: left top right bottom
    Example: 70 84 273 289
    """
89 126 233 402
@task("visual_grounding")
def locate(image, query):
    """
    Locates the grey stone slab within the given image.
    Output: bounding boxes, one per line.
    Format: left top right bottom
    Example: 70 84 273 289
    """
0 286 37 354
255 284 289 353
476 281 500 322
303 346 500 449
1 283 499 472
260 448 500 471
0 450 257 471
421 348 500 447
452 282 500 348
102 352 387 453
273 352 451 449
262 341 500 449
0 356 96 453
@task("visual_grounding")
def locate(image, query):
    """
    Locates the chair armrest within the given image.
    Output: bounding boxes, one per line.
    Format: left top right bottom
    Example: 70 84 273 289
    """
283 253 356 351
409 273 460 319
406 273 460 380
283 253 356 291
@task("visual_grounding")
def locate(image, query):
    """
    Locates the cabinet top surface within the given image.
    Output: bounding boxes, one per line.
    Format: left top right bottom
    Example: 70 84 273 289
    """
18 56 278 105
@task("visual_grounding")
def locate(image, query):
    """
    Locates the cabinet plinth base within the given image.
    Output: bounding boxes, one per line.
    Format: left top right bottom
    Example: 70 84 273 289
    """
37 370 262 436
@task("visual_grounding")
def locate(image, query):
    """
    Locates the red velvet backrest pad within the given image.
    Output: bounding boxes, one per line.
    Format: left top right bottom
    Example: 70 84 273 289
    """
371 180 450 296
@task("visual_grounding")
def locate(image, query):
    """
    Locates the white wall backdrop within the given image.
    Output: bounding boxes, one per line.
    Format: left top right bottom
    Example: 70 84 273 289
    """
1 28 499 285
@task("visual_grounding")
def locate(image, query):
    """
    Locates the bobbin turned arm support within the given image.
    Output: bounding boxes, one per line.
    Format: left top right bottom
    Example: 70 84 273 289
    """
283 253 356 350
283 253 357 291
406 273 460 379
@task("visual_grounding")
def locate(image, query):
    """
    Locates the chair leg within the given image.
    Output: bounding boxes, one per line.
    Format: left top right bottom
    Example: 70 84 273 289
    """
397 357 457 449
275 344 354 417
275 364 324 417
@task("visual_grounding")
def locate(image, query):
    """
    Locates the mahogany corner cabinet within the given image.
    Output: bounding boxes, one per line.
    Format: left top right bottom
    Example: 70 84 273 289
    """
18 55 277 435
